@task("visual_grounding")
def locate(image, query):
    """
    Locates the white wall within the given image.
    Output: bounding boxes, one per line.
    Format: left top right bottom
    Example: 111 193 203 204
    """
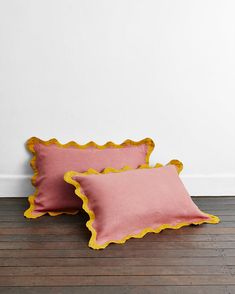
0 0 235 197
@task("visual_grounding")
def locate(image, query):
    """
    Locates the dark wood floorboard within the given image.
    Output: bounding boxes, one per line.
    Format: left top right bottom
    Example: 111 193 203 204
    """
0 196 234 294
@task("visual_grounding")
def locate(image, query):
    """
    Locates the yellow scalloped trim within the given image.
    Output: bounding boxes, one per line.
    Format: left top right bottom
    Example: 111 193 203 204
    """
64 166 220 250
140 159 183 175
24 137 155 219
167 159 183 174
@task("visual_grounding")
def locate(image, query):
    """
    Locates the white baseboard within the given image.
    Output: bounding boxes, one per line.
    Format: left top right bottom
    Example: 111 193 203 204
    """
0 175 34 198
0 174 235 197
182 175 235 196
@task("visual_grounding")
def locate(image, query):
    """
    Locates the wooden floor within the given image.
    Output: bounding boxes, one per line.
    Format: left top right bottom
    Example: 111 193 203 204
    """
1 197 235 293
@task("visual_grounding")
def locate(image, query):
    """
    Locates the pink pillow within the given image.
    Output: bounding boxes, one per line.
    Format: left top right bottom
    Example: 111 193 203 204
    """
64 165 220 249
24 137 154 218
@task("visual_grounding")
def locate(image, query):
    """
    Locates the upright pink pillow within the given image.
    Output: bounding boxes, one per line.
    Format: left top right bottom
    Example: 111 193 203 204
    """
64 165 220 249
24 137 155 218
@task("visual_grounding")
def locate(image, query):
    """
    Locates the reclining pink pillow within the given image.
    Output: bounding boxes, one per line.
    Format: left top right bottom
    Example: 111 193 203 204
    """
24 137 154 218
64 165 220 249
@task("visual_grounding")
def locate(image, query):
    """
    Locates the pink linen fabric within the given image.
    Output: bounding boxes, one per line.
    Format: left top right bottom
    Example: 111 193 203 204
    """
65 165 219 249
24 137 154 218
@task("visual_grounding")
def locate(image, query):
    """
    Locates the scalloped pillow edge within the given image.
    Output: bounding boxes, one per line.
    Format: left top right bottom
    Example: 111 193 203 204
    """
64 162 219 250
24 137 155 218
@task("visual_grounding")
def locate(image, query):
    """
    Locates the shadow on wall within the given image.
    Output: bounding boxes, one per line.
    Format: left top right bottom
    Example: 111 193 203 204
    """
21 142 34 197
24 143 33 175
3 143 35 197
